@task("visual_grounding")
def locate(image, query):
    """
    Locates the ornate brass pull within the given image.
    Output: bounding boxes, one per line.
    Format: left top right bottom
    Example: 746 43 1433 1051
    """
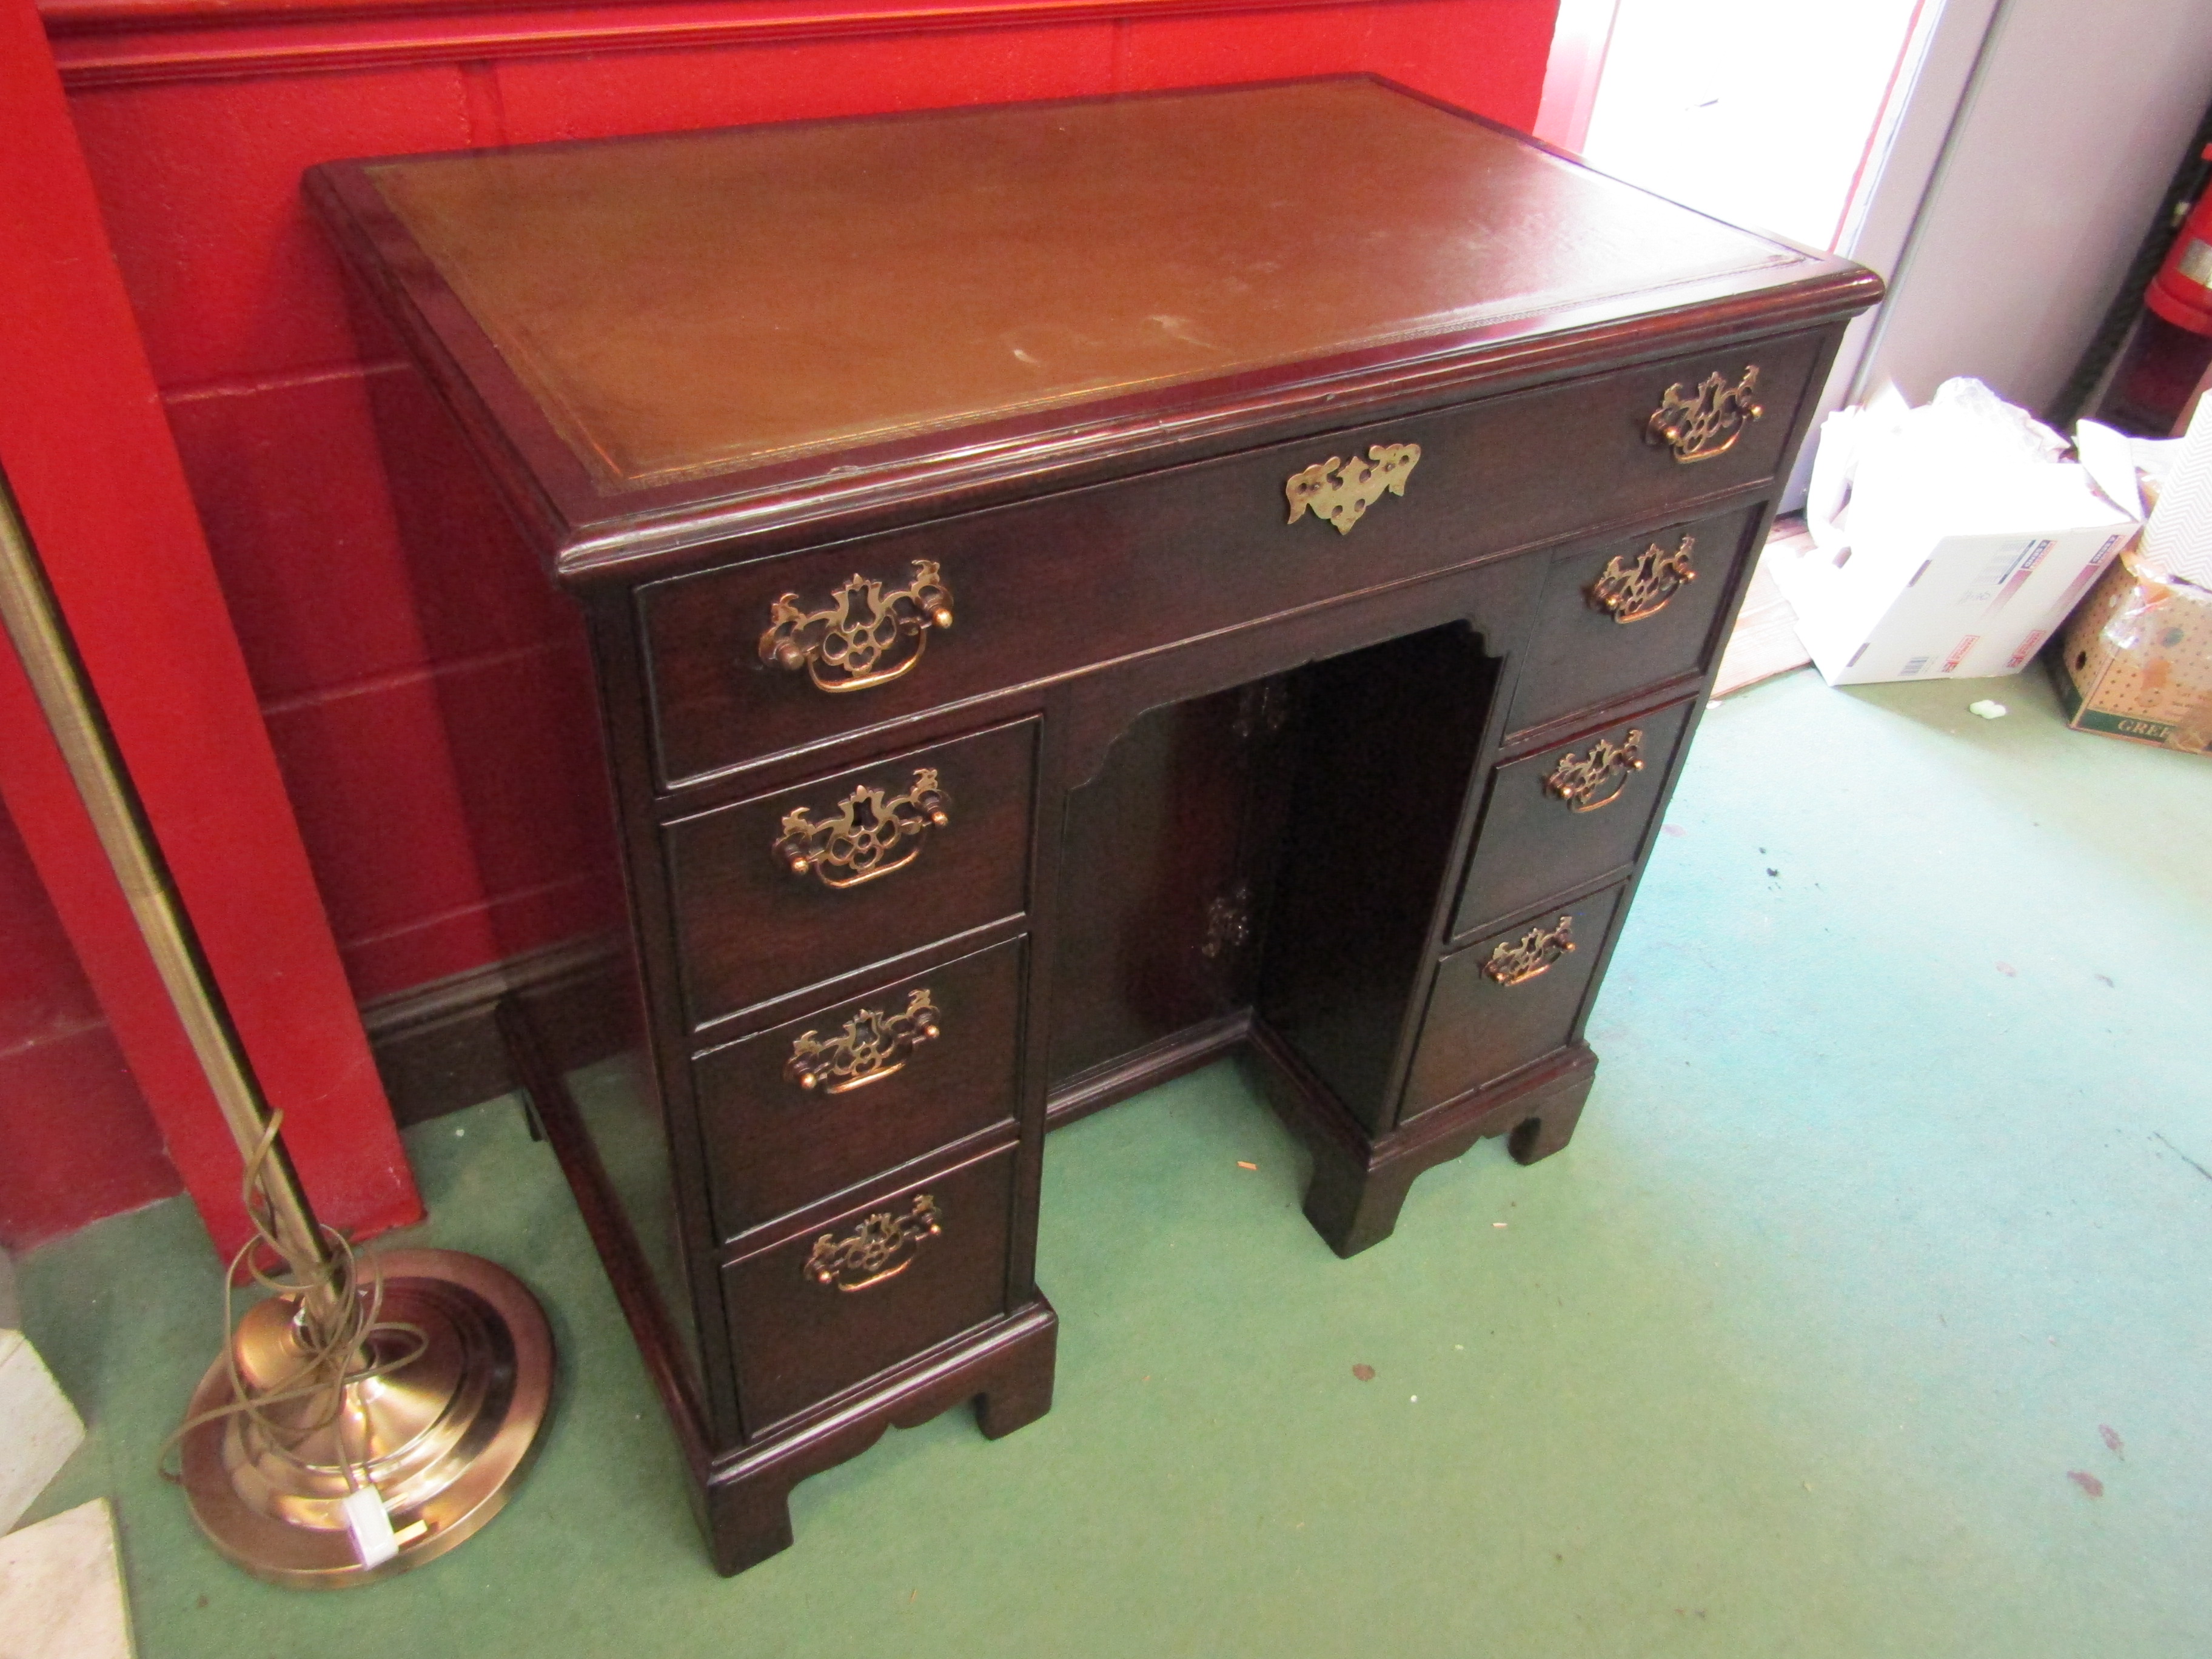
806 1195 942 1292
773 768 950 888
1589 535 1695 623
1646 367 1763 463
784 990 941 1094
1484 915 1575 987
759 559 953 693
1544 729 1644 813
1285 443 1421 535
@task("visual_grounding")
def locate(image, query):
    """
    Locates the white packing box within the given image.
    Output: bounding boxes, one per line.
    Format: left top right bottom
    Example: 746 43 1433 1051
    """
1774 380 2137 686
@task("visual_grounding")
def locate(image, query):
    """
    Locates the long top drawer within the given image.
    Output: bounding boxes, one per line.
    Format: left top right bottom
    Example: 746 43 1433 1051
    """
642 331 1827 786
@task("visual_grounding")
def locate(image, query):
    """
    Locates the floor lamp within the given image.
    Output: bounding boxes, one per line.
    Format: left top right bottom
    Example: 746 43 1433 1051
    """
0 469 553 1587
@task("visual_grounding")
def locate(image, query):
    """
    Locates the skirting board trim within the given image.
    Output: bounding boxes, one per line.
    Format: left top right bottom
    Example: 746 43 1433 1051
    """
360 933 629 1126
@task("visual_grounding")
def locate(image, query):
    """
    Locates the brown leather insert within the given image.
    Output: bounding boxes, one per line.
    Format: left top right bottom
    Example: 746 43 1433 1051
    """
367 80 1802 489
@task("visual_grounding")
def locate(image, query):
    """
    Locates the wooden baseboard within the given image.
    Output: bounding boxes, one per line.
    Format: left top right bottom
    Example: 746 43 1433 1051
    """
1714 513 1814 700
360 934 633 1126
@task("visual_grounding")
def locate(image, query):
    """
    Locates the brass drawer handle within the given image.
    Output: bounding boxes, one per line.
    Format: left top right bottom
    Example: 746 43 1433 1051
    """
1544 729 1644 813
759 558 953 692
806 1195 942 1293
1589 535 1695 623
1646 366 1763 463
1285 443 1421 535
1484 914 1575 987
773 768 950 888
784 989 941 1094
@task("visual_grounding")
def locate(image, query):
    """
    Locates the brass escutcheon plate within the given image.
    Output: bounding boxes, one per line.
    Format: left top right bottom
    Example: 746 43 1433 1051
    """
1544 729 1644 813
773 768 950 888
1589 535 1696 624
1285 443 1421 534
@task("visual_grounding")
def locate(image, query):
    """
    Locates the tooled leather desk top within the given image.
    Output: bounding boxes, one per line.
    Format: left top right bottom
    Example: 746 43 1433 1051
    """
347 79 1825 493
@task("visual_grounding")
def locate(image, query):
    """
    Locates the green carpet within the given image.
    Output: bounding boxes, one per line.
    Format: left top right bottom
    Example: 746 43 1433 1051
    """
18 664 2212 1656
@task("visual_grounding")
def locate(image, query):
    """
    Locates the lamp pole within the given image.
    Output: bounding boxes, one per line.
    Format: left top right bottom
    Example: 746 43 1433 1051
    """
0 467 552 1586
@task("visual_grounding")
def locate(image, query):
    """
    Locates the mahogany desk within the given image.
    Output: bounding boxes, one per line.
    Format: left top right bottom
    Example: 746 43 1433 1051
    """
309 79 1880 1574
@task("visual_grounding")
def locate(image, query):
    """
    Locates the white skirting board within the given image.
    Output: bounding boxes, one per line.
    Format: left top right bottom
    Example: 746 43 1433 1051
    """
0 1500 135 1659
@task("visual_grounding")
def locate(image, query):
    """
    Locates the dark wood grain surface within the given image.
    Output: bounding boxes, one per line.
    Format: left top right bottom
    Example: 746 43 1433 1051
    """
720 1143 1017 1437
1505 504 1768 734
1047 685 1274 1088
1258 623 1504 1132
1452 696 1697 941
664 717 1036 1027
696 937 1024 1241
1404 883 1625 1118
638 336 1823 787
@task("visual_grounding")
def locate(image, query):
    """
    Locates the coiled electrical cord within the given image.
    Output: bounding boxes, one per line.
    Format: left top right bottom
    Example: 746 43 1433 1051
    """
158 1110 429 1496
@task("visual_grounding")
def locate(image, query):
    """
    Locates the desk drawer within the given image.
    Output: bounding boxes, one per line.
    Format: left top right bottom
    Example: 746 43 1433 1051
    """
665 717 1036 1029
1404 885 1623 1117
723 1144 1014 1436
1452 698 1694 941
642 333 1826 785
697 937 1023 1241
1506 504 1763 735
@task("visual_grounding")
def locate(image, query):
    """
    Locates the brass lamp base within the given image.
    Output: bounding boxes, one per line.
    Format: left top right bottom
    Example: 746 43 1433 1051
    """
179 1248 553 1588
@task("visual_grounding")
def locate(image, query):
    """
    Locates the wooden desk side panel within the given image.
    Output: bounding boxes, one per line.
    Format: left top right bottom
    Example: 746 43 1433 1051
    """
574 591 748 1450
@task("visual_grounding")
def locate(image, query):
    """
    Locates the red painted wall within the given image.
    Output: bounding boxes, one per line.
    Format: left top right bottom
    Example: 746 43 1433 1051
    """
0 799 180 1249
41 0 1559 1018
2 2 418 1253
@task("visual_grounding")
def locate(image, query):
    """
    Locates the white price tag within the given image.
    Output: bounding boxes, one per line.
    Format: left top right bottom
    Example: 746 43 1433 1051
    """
341 1486 398 1568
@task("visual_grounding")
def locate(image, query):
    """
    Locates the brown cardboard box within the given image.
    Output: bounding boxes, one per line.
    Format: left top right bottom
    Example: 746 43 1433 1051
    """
2051 543 2212 752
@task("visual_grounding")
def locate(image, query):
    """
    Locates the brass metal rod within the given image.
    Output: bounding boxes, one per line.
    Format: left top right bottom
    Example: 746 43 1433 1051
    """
0 467 340 1323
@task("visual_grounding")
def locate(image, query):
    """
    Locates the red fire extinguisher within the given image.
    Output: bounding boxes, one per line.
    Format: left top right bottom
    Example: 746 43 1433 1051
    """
2148 146 2212 335
2101 144 2212 435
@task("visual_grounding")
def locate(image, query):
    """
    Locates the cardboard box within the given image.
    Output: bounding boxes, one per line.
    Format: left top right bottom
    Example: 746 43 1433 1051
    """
1781 380 2138 686
1776 524 2133 685
2050 545 2212 752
